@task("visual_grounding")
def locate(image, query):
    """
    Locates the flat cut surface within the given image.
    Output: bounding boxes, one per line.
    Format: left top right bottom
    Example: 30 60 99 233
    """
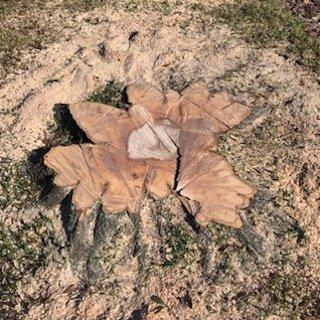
45 83 254 228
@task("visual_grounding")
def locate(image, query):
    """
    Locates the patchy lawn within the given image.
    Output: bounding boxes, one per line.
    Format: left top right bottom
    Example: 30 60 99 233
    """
1 0 319 77
207 0 320 76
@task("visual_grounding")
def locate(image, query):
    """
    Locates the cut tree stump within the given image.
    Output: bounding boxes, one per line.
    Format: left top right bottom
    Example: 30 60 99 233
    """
45 82 255 228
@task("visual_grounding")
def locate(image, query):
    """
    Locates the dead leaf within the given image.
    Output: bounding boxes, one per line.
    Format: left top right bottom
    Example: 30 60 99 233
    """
45 82 255 228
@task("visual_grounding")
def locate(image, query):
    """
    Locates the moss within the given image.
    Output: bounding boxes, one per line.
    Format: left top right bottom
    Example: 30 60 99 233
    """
84 210 136 283
45 119 74 147
0 148 56 211
87 80 128 109
153 205 197 270
0 28 24 72
44 81 129 148
49 103 92 146
163 223 197 269
96 220 125 274
0 1 44 16
209 222 234 243
0 159 40 211
0 214 57 319
209 0 320 75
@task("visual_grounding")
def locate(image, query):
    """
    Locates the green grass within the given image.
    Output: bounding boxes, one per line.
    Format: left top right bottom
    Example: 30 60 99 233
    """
210 0 320 75
0 1 54 76
0 214 57 319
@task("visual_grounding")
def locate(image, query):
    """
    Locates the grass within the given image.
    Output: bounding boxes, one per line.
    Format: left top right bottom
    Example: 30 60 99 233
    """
63 0 105 11
0 214 57 319
1 0 319 77
237 271 320 319
209 0 320 75
0 149 56 211
208 224 319 319
0 0 172 76
0 1 54 76
64 0 172 14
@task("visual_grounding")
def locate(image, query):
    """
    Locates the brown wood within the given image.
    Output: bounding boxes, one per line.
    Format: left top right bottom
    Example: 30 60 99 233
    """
45 83 255 228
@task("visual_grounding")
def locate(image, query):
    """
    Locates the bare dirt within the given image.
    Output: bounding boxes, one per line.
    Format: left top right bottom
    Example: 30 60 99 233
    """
0 1 319 320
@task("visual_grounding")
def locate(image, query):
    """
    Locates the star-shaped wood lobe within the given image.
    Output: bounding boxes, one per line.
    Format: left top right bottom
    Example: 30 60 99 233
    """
44 83 255 228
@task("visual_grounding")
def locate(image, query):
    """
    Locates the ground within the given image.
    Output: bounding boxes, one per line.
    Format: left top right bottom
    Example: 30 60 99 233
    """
0 1 319 320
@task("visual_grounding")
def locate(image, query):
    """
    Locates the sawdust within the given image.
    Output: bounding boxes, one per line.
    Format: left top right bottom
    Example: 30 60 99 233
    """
0 1 319 319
